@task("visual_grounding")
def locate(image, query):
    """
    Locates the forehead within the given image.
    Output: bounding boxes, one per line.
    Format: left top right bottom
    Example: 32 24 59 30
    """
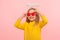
28 9 36 13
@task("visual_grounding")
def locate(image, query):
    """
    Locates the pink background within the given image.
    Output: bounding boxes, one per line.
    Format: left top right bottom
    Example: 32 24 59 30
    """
0 0 60 40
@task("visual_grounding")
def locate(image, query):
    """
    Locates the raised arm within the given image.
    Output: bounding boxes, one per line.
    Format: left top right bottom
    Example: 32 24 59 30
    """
39 13 48 28
14 14 26 30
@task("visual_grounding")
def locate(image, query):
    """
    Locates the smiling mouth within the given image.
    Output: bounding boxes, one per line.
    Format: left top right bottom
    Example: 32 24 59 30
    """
30 17 34 19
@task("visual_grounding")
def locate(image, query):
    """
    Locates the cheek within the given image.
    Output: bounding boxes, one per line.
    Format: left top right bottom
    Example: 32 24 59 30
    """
34 16 36 18
28 17 30 19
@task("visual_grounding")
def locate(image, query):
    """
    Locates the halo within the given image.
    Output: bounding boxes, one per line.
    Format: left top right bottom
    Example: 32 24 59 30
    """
27 3 39 7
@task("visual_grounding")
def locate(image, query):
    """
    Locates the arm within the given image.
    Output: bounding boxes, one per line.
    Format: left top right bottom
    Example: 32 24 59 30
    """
39 13 48 28
14 14 26 30
14 18 25 30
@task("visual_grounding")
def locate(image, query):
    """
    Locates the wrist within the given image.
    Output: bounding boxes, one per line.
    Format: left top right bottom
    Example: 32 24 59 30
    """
19 17 23 20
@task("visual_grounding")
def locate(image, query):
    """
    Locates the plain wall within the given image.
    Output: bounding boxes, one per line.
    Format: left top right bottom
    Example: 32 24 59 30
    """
0 0 60 40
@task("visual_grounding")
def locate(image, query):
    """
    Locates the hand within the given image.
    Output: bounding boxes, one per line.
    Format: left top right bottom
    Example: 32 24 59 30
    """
37 10 43 16
22 13 27 17
19 13 27 20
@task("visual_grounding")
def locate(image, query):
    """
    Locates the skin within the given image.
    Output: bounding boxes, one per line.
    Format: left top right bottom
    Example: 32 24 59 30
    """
19 8 43 22
27 9 36 22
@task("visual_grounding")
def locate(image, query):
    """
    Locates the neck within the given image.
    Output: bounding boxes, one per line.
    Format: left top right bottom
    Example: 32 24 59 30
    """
30 20 35 22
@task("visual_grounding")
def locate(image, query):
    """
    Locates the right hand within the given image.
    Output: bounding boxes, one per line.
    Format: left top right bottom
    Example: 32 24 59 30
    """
19 13 27 20
22 13 27 17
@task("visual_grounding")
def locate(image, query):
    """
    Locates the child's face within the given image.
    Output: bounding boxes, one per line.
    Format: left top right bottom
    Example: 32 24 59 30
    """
27 9 36 21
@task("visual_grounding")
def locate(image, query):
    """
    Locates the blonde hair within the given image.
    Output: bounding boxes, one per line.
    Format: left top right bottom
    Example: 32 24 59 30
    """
26 8 40 24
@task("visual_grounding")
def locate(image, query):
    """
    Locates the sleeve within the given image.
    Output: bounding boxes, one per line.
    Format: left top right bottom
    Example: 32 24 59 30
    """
14 18 25 30
39 15 48 28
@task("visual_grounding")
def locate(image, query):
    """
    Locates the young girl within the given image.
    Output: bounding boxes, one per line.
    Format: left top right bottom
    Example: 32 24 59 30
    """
14 8 48 40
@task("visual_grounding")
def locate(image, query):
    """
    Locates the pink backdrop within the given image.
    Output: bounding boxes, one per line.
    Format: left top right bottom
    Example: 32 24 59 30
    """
0 0 60 40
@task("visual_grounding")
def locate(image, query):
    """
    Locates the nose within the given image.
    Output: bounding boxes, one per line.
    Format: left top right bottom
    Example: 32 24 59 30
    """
30 15 33 17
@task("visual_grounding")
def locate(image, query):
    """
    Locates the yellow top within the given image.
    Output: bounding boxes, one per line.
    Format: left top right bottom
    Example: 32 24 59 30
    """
14 15 48 40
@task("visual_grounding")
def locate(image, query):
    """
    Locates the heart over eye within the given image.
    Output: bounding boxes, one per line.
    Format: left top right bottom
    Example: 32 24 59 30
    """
27 13 30 16
32 13 35 16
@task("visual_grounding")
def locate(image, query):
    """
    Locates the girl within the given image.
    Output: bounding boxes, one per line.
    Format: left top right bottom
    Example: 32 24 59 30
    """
14 8 48 40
